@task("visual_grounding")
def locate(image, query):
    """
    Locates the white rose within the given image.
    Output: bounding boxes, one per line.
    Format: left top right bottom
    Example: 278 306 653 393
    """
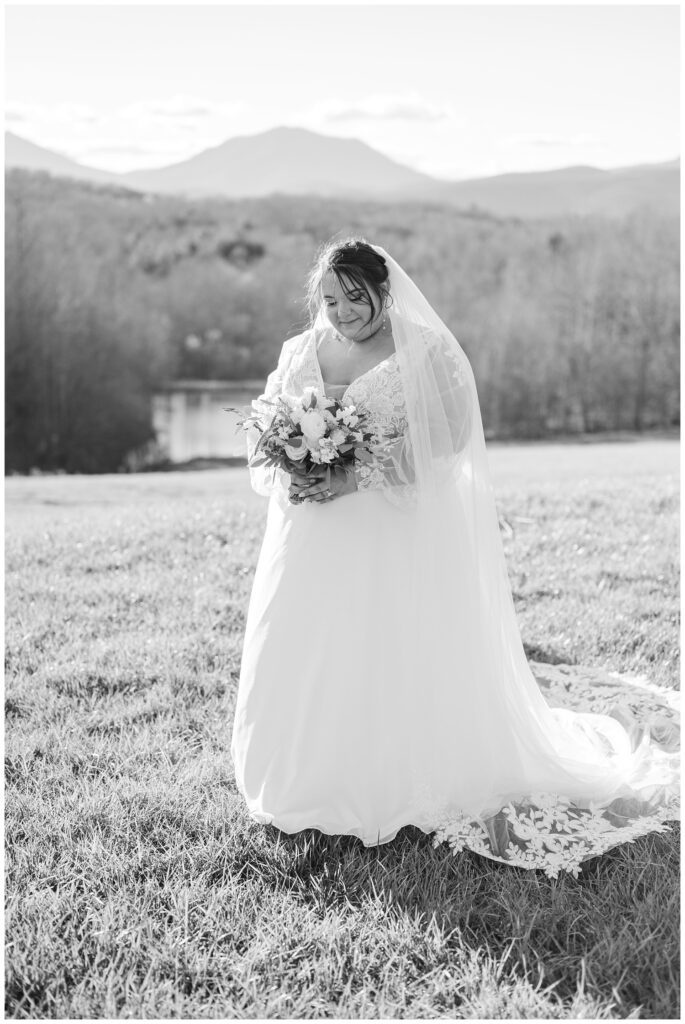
300 410 327 444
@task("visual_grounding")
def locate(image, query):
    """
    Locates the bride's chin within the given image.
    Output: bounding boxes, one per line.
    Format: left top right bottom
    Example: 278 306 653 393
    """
341 323 378 343
337 326 359 341
335 319 381 343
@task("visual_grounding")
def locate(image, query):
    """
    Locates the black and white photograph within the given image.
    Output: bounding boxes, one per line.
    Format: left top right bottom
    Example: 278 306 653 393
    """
4 1 680 1018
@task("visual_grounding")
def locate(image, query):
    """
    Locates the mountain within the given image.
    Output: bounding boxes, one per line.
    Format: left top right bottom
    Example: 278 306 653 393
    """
430 160 680 219
5 127 679 219
119 126 436 199
5 130 118 185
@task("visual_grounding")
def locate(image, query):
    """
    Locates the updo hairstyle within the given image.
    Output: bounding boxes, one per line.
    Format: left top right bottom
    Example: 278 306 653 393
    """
305 238 392 330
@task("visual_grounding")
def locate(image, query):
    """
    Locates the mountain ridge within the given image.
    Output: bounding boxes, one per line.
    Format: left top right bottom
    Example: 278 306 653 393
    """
5 130 119 184
5 127 679 219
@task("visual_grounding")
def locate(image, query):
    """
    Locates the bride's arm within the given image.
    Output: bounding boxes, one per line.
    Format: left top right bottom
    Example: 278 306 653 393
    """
246 336 301 498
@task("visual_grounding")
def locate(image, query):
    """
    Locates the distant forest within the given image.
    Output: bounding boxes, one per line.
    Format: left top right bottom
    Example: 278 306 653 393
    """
5 169 680 473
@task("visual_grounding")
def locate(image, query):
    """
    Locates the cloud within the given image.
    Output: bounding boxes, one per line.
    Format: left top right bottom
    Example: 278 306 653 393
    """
501 133 595 149
6 101 99 124
119 96 246 123
77 144 162 157
306 93 453 125
5 103 32 123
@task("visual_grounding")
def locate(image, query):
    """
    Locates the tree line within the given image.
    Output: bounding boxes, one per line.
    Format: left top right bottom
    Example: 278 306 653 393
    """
5 170 679 473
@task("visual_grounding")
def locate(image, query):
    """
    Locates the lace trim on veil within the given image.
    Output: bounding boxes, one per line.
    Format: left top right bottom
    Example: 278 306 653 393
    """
422 664 679 877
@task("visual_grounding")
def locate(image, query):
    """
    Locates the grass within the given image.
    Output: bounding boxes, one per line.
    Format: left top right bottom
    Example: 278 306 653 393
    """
5 440 680 1018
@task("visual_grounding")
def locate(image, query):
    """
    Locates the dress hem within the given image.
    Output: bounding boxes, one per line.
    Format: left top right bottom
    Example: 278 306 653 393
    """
246 809 434 848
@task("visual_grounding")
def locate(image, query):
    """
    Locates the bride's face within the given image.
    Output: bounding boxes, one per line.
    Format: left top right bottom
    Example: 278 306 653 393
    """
321 270 384 343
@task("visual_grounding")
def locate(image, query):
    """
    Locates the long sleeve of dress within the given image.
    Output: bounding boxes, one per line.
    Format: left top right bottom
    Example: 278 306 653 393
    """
246 338 299 499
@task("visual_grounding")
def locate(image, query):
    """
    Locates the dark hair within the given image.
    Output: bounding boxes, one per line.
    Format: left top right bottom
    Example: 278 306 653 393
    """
305 237 391 329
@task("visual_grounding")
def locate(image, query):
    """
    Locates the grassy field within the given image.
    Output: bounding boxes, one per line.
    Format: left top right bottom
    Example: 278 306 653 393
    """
5 438 680 1019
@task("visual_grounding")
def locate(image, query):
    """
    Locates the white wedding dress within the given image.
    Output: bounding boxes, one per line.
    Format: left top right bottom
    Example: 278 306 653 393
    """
231 324 679 877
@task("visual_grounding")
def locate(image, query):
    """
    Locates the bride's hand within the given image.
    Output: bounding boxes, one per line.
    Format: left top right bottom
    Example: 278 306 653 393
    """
289 466 357 504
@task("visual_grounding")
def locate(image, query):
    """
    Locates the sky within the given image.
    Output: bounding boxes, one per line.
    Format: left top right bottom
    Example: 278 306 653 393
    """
4 3 680 180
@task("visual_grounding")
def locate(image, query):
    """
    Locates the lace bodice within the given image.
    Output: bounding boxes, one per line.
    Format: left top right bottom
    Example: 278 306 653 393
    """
340 356 407 433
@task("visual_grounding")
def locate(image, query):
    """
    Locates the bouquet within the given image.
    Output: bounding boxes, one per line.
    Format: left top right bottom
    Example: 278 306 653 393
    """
229 387 397 503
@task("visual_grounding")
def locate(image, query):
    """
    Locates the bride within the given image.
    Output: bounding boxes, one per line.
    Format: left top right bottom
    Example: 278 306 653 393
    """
230 237 678 877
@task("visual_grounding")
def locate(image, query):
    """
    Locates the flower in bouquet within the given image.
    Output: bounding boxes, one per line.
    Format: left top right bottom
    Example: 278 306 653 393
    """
284 438 308 462
299 409 327 445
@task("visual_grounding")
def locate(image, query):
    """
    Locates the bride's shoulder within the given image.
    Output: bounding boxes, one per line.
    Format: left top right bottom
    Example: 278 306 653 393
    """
286 324 331 347
310 323 335 344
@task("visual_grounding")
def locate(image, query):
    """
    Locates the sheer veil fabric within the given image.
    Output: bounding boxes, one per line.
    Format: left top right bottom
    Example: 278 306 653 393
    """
233 244 678 877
